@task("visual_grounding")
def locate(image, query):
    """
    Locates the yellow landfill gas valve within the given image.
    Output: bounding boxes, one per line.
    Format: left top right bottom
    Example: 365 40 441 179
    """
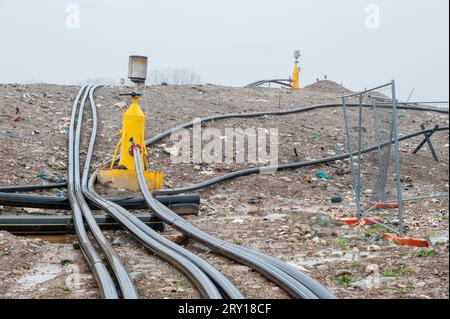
116 93 148 170
99 92 164 191
292 62 300 89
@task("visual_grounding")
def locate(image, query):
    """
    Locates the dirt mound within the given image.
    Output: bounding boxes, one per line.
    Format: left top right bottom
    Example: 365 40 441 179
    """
304 80 353 95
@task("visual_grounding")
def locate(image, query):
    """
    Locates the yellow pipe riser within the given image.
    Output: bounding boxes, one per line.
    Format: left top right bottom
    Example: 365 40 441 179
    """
292 63 300 89
118 96 148 170
99 95 164 191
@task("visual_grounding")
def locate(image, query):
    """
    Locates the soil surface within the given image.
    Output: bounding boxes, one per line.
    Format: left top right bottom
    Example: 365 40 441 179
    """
0 81 448 299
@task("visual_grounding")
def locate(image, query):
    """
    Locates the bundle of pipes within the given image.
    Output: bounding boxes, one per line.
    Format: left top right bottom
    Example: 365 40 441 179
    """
0 90 448 299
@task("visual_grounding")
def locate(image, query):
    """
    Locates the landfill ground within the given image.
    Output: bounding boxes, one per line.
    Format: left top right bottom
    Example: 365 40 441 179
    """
0 80 448 299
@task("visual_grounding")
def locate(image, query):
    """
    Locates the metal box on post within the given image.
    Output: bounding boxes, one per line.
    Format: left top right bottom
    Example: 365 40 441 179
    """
128 56 148 85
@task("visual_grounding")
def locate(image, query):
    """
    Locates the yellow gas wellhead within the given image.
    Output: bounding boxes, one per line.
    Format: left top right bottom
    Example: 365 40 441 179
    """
114 95 148 170
292 62 300 89
98 93 164 191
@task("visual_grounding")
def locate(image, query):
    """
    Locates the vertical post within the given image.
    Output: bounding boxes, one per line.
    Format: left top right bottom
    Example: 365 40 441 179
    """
391 80 404 235
372 100 385 202
342 97 361 217
356 94 364 216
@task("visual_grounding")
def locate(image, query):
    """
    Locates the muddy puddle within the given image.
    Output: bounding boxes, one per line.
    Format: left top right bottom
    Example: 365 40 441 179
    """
16 264 62 288
294 249 380 267
21 234 77 244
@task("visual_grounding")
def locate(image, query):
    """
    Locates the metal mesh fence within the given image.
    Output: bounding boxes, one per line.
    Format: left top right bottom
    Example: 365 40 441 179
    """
342 81 404 234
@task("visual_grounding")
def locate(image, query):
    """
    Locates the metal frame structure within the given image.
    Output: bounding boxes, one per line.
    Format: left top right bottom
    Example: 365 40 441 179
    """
341 80 405 235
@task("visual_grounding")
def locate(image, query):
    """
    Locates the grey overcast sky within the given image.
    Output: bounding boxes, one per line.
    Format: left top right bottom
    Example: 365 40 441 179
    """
0 0 448 101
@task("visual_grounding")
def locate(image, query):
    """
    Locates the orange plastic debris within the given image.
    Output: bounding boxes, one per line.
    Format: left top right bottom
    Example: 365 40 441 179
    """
371 202 399 209
339 216 382 227
383 233 430 248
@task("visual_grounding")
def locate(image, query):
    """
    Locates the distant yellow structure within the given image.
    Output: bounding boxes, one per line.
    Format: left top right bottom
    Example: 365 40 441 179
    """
292 50 301 89
292 63 300 89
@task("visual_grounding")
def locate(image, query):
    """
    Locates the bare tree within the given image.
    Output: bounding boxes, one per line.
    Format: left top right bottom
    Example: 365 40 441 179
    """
147 68 202 85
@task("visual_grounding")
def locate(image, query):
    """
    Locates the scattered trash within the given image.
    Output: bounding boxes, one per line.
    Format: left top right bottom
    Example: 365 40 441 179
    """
331 195 342 203
35 172 47 181
400 176 413 183
114 101 127 108
163 145 180 157
247 197 260 204
339 217 382 227
314 215 331 227
398 111 406 118
264 213 288 222
302 175 312 183
316 171 331 180
112 238 125 246
13 114 25 122
370 202 399 209
367 244 381 252
436 210 448 218
367 236 382 243
232 218 245 224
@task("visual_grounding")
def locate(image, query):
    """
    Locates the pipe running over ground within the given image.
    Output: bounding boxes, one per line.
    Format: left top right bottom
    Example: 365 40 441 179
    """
245 79 292 88
81 82 240 299
68 85 138 299
0 192 200 210
133 146 336 299
66 85 119 299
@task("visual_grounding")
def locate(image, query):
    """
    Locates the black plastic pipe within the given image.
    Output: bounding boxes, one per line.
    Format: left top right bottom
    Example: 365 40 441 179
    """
0 214 163 234
245 79 292 88
67 85 119 299
81 84 229 299
73 86 139 299
0 193 200 210
134 147 333 299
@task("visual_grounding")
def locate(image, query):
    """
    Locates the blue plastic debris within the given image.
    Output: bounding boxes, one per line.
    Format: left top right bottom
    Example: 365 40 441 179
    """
316 171 331 180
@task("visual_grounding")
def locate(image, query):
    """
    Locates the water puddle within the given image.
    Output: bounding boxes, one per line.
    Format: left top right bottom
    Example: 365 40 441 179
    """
428 232 449 245
295 249 378 267
25 234 76 244
16 264 62 288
